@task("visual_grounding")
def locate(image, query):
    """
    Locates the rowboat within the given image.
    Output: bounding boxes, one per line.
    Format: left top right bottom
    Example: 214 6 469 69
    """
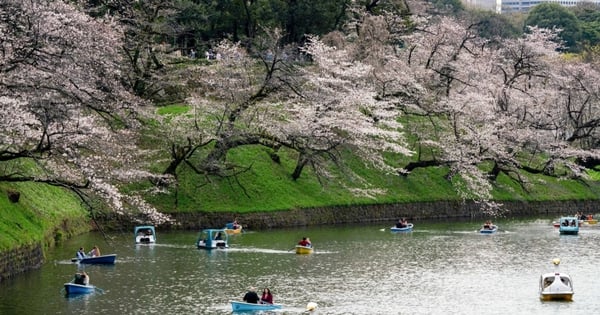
230 301 282 312
558 217 579 235
539 259 574 301
135 225 156 244
224 222 243 235
295 245 313 255
390 223 414 232
72 254 117 264
479 225 498 234
64 283 96 295
196 229 229 249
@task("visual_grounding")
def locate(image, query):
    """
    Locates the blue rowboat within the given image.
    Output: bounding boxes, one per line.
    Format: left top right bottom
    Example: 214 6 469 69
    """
72 254 117 264
231 301 282 312
390 223 414 232
64 283 96 295
135 225 156 244
479 225 498 234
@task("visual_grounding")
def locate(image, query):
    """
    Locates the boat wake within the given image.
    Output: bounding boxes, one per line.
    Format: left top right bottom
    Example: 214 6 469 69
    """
227 247 294 254
227 247 335 254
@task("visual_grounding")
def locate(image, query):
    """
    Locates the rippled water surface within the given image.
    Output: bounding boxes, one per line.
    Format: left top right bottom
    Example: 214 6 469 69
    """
1 217 600 314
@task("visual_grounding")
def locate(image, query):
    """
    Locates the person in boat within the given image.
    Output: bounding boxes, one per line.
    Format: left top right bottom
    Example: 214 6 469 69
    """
243 287 260 304
76 247 87 260
298 237 312 247
88 245 100 257
214 232 223 240
232 220 241 230
74 272 89 285
483 220 494 230
570 219 577 226
260 288 273 304
396 218 408 228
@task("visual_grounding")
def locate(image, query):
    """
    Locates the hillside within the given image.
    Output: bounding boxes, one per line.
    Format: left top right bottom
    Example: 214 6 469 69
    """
0 182 89 252
137 137 600 214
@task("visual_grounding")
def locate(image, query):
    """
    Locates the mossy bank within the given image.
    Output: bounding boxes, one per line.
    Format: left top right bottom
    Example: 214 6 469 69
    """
0 183 90 282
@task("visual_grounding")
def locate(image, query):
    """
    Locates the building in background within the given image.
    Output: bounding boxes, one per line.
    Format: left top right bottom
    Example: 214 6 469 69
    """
462 0 600 14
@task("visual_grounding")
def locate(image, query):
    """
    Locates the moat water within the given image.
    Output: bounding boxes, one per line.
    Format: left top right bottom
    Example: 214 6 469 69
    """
1 216 599 314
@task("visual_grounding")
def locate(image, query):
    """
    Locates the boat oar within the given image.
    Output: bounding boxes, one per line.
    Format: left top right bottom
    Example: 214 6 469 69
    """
94 286 104 294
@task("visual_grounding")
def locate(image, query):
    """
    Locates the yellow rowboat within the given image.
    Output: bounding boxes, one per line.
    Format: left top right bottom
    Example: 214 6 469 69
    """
224 222 243 234
295 245 314 255
224 227 243 235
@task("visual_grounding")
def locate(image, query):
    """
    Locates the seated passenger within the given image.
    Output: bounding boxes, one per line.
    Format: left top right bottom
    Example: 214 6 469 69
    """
483 220 493 229
73 272 89 285
214 232 223 240
298 237 312 247
243 287 260 304
76 247 86 260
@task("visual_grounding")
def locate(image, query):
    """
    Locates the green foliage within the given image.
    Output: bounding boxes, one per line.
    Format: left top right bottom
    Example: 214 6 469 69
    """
156 104 191 115
169 0 351 48
467 9 522 39
429 0 465 15
0 183 89 252
587 168 600 181
525 3 582 52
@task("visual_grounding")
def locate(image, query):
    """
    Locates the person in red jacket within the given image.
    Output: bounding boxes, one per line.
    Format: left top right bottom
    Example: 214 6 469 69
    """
260 288 273 304
298 237 312 247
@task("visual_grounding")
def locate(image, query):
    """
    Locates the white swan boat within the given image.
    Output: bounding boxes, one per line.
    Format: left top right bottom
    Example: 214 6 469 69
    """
539 259 574 301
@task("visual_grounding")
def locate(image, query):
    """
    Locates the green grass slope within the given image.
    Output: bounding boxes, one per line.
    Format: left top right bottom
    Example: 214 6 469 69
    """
0 183 89 252
142 143 600 214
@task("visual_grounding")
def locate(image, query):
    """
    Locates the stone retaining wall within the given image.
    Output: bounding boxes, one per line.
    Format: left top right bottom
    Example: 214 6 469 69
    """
0 244 43 283
166 200 600 230
0 217 90 283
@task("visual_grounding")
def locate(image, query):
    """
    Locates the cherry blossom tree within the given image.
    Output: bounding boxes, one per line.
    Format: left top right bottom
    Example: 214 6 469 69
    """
369 15 600 212
155 25 412 198
0 0 171 224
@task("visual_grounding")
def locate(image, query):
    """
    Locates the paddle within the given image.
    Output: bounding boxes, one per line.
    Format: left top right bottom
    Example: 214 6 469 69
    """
94 286 104 294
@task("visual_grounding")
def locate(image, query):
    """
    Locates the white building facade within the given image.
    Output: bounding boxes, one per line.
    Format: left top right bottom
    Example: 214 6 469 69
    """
462 0 600 14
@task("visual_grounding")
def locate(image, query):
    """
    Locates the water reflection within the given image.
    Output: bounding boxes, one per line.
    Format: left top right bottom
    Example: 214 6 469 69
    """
1 217 600 314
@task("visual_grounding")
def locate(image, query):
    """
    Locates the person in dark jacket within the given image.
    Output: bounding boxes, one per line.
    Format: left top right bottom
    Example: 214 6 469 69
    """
243 287 260 303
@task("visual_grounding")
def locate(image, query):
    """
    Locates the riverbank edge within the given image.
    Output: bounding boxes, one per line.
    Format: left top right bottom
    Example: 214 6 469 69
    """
108 199 599 231
2 199 597 283
0 216 90 284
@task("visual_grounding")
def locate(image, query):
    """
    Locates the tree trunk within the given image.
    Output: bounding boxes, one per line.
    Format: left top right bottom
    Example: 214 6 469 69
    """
291 153 309 180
